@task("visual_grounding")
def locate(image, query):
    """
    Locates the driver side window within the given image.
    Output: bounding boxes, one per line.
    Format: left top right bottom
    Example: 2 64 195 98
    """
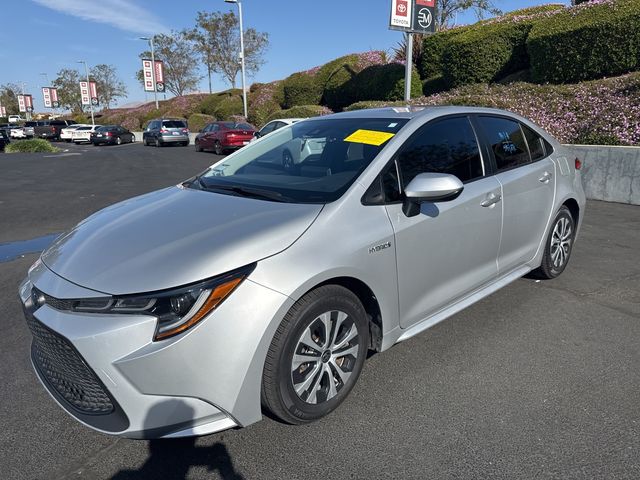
397 117 484 188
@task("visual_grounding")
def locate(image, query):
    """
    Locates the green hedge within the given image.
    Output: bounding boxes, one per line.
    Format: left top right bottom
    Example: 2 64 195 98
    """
187 113 215 132
420 28 466 80
5 139 60 153
282 72 323 108
324 63 422 110
528 0 640 83
422 75 448 96
442 21 535 87
265 105 331 123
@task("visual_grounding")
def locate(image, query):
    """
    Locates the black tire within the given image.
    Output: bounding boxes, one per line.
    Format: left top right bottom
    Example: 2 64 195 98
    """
195 141 202 152
116 136 122 145
535 206 575 279
262 285 369 425
214 141 223 155
282 150 294 169
155 137 161 148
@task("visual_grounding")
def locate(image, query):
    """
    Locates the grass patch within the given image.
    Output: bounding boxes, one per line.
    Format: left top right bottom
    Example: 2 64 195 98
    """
5 139 61 153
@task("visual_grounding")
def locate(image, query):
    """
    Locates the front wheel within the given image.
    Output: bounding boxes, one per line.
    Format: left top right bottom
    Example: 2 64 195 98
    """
535 206 575 279
195 142 202 152
262 285 369 425
282 150 294 169
116 137 122 145
214 141 223 155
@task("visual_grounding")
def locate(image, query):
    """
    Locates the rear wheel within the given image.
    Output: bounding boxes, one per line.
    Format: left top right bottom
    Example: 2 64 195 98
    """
262 285 369 425
195 142 202 152
214 141 223 155
535 206 575 279
116 137 122 145
282 150 294 169
155 138 161 148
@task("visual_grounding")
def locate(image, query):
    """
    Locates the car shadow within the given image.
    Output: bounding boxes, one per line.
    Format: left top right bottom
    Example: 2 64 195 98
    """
111 401 244 480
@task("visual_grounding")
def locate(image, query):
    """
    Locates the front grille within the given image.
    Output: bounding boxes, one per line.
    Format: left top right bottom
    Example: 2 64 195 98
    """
25 311 114 415
43 293 73 311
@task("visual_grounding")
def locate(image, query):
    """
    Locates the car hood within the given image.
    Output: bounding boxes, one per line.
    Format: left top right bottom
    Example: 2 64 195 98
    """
42 186 323 295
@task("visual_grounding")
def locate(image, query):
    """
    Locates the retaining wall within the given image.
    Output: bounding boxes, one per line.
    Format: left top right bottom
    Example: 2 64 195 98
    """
565 145 640 205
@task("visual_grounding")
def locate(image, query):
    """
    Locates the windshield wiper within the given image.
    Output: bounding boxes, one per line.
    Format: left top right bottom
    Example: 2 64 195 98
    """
200 183 292 203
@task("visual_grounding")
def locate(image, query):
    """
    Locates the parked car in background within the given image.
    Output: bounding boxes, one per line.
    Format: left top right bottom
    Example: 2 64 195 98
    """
142 118 189 147
0 129 9 151
8 115 22 124
60 124 89 142
23 121 44 138
9 126 26 139
195 121 256 154
251 118 304 142
35 120 76 141
19 106 585 439
72 125 101 144
91 125 135 146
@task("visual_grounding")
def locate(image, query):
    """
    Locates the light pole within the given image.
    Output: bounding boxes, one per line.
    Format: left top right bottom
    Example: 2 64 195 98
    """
140 36 159 109
77 60 95 125
225 0 248 119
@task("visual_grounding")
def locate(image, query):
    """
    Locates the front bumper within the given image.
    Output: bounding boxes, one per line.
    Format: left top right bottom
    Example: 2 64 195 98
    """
20 260 293 438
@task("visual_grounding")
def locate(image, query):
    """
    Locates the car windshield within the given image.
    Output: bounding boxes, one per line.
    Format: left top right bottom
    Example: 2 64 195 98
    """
222 122 253 130
194 117 408 204
162 121 186 128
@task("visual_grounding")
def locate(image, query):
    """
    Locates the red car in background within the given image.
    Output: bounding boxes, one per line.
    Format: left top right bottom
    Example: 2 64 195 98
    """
195 121 256 155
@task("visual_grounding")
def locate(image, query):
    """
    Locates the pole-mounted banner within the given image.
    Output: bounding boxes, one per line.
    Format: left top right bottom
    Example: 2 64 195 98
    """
89 81 99 106
154 60 165 93
24 94 34 112
18 95 26 113
79 81 90 106
42 87 52 108
50 88 59 108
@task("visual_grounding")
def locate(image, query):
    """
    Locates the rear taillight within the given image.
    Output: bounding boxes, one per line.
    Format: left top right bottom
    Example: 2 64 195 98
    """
182 128 189 134
161 128 169 134
575 158 582 170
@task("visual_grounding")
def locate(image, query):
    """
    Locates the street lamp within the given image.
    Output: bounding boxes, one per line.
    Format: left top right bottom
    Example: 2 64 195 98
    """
77 60 95 125
225 0 248 119
140 36 159 109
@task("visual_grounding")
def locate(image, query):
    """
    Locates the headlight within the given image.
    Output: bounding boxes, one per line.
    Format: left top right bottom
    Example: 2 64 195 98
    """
66 264 254 341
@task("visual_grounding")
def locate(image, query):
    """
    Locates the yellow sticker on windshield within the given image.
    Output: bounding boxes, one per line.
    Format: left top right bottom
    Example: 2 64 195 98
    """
344 129 395 146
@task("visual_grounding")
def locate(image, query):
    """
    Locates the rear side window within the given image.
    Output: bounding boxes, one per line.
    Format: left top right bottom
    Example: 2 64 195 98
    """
481 116 530 171
397 116 484 186
521 124 546 161
162 120 186 128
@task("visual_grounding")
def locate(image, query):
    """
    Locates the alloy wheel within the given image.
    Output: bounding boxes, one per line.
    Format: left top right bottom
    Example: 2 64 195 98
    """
291 310 360 405
550 217 572 269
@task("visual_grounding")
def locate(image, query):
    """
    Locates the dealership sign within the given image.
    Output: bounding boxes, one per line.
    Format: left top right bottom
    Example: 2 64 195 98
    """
42 87 59 108
80 82 98 106
18 95 26 112
21 94 34 112
142 59 165 93
390 0 435 33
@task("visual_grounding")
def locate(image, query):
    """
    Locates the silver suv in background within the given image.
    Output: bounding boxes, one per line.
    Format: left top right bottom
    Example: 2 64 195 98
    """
20 106 585 439
143 118 190 147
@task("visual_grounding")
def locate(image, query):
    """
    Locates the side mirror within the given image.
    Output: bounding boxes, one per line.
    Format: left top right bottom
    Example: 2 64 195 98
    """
402 172 464 217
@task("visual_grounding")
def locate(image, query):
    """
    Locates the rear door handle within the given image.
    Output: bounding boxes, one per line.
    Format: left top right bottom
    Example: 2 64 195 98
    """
481 192 502 207
539 171 552 183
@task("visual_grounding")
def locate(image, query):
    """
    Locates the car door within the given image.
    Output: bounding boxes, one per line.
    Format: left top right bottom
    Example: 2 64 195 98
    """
477 116 556 273
383 116 503 329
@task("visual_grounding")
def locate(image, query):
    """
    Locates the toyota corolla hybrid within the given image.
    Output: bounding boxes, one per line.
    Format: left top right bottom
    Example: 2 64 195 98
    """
20 106 585 439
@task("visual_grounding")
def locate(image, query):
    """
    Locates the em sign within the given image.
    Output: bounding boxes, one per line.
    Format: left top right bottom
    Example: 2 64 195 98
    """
390 0 436 34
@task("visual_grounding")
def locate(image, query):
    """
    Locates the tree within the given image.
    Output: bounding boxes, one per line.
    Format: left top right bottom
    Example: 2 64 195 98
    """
435 0 501 30
189 11 269 89
90 64 127 109
0 83 21 115
137 31 201 97
52 68 84 113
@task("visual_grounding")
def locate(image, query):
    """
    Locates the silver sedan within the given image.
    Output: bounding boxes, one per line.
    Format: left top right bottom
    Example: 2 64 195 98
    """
20 106 585 438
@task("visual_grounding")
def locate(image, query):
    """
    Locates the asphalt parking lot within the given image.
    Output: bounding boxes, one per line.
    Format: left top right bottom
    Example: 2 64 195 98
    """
1 143 639 480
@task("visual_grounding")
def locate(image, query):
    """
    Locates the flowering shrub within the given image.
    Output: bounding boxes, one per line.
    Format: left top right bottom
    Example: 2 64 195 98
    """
265 105 332 123
248 81 284 126
345 72 640 146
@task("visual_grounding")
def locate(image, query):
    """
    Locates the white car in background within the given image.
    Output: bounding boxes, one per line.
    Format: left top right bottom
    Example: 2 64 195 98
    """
61 124 90 142
251 118 305 142
72 125 101 144
9 126 26 139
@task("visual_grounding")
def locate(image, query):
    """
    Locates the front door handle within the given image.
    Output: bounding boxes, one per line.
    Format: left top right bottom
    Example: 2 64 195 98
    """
481 192 502 207
539 171 552 183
